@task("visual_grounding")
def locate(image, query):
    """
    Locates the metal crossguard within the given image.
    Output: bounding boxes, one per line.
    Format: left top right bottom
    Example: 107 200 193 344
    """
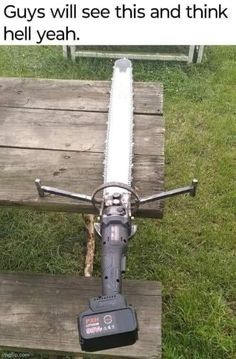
35 178 198 213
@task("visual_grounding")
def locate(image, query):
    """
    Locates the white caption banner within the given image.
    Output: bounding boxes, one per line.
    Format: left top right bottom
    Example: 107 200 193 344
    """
0 0 235 45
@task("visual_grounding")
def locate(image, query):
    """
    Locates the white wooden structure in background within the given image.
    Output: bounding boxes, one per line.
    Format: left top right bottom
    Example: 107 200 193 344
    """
63 46 205 63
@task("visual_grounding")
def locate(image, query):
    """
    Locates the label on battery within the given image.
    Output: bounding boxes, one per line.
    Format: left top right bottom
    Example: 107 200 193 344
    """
82 312 117 337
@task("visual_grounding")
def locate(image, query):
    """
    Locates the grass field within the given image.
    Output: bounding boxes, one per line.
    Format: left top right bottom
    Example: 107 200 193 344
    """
0 46 235 359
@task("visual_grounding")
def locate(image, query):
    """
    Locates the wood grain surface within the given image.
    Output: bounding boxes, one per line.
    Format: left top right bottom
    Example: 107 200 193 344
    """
0 78 165 218
0 272 161 358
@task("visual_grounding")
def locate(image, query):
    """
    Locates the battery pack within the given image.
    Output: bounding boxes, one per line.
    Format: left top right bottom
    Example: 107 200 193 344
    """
78 294 138 351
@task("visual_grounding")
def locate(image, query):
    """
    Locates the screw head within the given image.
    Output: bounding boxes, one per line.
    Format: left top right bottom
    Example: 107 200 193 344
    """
113 192 121 199
117 206 125 214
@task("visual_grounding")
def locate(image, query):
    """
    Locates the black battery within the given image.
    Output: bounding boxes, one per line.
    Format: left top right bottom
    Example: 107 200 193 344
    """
78 294 138 351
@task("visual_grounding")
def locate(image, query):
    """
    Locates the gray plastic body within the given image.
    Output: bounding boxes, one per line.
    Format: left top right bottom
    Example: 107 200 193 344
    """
101 207 130 295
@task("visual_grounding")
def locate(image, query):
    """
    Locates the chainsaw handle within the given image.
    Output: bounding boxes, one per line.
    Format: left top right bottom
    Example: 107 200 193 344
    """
101 215 129 296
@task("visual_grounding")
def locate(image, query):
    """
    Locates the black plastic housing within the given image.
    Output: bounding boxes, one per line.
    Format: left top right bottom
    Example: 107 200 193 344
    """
78 294 138 351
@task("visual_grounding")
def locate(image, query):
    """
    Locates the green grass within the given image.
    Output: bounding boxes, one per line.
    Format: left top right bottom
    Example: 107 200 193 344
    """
0 46 235 359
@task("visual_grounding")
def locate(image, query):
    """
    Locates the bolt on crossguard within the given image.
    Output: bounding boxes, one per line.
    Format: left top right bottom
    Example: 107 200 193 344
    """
35 59 198 352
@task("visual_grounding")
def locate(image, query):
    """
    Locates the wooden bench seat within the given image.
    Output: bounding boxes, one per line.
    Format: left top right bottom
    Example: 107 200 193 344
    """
0 273 161 358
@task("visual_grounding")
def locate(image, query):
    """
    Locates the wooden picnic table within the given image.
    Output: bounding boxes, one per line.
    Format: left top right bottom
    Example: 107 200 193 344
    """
0 77 164 358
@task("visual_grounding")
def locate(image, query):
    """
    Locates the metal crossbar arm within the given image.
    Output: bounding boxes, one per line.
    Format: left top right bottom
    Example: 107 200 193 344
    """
35 179 92 203
35 177 198 208
139 179 198 206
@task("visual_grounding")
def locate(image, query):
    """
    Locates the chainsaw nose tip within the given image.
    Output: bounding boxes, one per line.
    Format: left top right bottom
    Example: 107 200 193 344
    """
115 58 132 72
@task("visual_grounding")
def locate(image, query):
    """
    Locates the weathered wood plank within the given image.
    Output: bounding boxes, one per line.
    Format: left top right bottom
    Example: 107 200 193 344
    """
0 148 164 218
0 108 164 156
0 78 164 218
72 49 189 62
0 273 161 358
0 78 163 115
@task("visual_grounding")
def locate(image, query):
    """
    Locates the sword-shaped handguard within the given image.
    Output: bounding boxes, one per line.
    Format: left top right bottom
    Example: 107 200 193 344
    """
35 178 198 211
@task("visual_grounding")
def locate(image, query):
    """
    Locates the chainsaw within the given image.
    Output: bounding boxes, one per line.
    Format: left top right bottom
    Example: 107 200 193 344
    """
35 58 198 352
